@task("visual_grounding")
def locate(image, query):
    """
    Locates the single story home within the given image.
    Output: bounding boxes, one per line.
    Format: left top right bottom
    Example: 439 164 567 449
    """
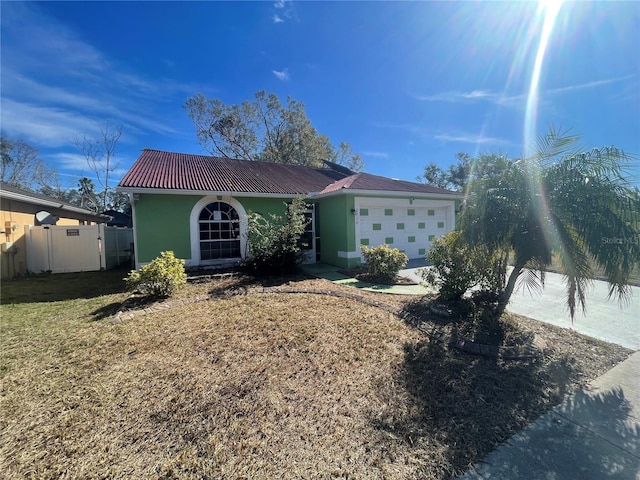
0 182 110 278
117 149 463 270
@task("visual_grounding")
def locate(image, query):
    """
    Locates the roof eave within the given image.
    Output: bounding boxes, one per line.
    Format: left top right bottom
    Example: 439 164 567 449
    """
117 186 463 201
117 186 308 199
309 188 464 200
1 190 111 220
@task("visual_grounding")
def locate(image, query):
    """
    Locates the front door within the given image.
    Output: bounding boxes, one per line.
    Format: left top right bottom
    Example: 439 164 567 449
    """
301 204 318 264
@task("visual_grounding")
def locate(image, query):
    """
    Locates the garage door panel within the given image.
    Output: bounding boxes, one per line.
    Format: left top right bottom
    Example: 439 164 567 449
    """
357 204 450 260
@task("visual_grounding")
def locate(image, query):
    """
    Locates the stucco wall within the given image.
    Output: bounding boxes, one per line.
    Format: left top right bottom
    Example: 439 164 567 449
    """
317 195 358 268
133 194 199 264
1 205 85 279
240 198 289 218
133 194 294 265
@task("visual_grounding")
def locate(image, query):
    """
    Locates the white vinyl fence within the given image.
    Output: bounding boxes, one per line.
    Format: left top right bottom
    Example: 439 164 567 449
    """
25 224 133 274
104 226 134 270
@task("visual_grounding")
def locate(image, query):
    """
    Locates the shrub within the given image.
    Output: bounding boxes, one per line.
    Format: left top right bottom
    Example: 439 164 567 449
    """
124 251 187 297
244 197 310 275
422 231 505 302
360 244 408 282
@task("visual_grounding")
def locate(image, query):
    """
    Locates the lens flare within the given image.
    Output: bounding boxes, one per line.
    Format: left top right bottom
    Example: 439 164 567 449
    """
523 1 569 299
524 0 563 158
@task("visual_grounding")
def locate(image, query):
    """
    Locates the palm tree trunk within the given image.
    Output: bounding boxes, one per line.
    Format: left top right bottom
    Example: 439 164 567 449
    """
496 262 525 317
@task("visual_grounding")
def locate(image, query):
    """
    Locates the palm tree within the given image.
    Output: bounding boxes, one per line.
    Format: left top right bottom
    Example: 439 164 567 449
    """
460 128 639 320
78 177 100 212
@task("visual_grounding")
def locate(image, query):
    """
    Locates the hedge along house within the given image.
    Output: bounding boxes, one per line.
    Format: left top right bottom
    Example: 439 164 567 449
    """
117 149 462 270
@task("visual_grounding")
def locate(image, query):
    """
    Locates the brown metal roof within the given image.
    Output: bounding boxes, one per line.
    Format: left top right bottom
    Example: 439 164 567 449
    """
319 173 456 195
118 149 458 197
119 150 348 194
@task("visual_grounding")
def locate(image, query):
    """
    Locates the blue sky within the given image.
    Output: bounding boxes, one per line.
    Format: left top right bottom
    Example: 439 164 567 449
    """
1 1 638 189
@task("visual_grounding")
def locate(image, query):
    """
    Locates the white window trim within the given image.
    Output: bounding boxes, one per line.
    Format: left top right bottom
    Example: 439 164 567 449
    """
189 196 248 266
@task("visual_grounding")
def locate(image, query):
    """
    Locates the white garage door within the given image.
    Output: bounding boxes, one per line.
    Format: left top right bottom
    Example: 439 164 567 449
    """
357 203 450 260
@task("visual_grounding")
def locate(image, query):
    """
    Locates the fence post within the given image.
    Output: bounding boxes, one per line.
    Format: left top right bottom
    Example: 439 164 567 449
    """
24 225 33 273
98 223 106 270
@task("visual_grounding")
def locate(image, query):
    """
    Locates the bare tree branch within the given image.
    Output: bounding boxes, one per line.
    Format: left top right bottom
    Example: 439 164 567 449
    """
74 124 123 212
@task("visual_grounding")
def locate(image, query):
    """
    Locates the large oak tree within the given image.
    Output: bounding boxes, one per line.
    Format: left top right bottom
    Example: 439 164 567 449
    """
185 90 363 171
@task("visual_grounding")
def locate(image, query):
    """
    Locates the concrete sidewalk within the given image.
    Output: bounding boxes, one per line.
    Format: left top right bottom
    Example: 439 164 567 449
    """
301 262 433 295
458 351 640 480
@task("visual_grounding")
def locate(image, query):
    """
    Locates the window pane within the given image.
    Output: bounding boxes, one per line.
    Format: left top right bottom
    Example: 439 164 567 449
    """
199 202 241 260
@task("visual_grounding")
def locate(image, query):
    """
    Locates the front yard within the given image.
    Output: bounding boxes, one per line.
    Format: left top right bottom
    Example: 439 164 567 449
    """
0 269 632 479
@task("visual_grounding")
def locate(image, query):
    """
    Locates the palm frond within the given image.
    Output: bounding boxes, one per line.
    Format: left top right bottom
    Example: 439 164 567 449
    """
547 213 594 321
534 126 581 166
562 273 590 323
552 166 639 304
515 263 545 297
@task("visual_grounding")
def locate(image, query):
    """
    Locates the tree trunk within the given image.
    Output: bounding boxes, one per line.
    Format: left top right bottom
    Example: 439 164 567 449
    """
496 262 525 317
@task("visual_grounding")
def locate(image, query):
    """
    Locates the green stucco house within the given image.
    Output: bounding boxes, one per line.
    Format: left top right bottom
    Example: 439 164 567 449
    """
117 149 462 269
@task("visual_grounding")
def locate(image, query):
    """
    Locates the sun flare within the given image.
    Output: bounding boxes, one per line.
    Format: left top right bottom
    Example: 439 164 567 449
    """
524 0 563 158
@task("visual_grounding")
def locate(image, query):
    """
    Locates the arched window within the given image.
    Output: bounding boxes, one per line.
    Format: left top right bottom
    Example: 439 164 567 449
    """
198 202 240 260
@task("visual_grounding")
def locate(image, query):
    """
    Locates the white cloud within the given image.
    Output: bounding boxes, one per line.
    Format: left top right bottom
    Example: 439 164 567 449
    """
434 133 508 145
2 73 178 144
546 76 635 95
1 99 95 148
2 3 107 77
49 153 93 171
412 89 523 106
413 90 497 102
272 68 290 81
413 75 634 107
271 0 293 23
46 152 129 186
0 1 215 188
362 151 390 159
0 3 195 153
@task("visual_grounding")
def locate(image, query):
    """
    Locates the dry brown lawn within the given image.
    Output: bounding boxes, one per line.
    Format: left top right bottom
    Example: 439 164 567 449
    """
0 270 632 479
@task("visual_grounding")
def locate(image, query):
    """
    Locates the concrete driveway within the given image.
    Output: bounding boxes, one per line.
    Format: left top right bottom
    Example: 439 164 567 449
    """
506 270 639 350
399 260 639 350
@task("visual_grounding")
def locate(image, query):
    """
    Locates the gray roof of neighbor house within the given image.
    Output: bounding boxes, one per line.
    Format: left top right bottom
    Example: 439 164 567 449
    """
0 182 110 223
118 149 459 197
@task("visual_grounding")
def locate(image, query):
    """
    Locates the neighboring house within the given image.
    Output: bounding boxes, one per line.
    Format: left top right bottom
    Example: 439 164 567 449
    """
103 209 133 228
0 182 109 279
117 149 463 270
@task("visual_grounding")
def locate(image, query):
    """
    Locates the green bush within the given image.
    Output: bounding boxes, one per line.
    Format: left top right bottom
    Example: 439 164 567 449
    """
360 244 408 282
422 231 504 302
244 197 310 275
124 251 187 297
